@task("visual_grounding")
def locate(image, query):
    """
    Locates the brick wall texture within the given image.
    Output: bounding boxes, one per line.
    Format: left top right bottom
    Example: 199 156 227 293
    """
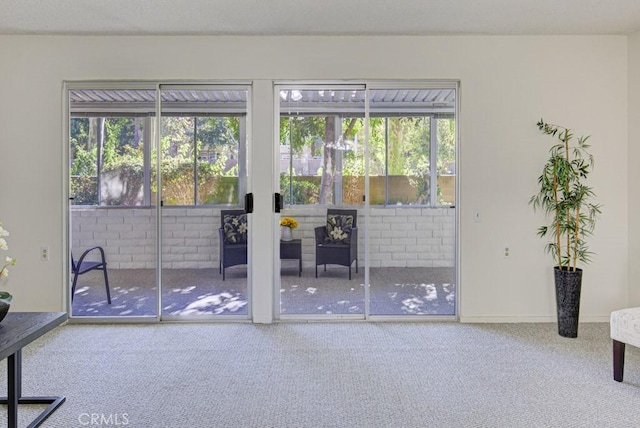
71 206 455 269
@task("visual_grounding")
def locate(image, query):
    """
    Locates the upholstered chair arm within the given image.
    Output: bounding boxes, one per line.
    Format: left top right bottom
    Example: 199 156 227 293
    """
315 226 327 243
350 226 358 244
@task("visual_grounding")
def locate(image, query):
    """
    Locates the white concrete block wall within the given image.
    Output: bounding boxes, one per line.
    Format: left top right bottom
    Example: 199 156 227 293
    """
161 208 218 269
72 206 455 269
282 206 455 268
72 207 218 269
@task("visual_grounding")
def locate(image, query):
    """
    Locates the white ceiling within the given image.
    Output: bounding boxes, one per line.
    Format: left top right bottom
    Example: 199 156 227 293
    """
1 0 640 36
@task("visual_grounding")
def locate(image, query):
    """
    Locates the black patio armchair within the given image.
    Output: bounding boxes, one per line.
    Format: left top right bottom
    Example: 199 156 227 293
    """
219 209 248 280
71 246 111 303
315 209 358 280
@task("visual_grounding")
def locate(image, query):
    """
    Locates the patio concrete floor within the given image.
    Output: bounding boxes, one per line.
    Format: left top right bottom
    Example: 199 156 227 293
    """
70 267 455 318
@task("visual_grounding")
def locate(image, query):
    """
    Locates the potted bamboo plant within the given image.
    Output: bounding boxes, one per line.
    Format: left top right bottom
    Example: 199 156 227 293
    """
529 119 601 338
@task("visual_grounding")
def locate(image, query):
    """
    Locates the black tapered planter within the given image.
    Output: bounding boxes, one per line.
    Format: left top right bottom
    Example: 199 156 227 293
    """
554 266 583 338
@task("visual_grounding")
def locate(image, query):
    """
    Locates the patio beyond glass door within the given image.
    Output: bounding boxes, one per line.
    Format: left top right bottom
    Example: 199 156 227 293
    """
68 85 159 319
277 86 367 318
366 93 457 317
370 110 456 317
276 84 458 320
68 83 251 321
159 85 250 319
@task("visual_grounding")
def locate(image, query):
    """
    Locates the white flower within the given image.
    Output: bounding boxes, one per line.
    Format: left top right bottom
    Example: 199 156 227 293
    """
330 228 347 240
0 222 16 282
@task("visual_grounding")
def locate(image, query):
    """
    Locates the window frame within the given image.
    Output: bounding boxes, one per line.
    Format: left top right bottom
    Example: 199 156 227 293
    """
67 83 250 208
277 84 457 208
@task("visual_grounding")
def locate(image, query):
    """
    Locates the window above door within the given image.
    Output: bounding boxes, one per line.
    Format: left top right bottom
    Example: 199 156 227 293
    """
68 85 249 207
277 86 456 207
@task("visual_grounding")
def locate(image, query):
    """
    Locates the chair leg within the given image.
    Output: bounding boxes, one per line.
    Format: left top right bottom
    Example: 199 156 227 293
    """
348 265 351 280
71 273 79 302
356 259 358 273
103 268 111 304
222 266 226 281
613 340 625 382
315 265 318 278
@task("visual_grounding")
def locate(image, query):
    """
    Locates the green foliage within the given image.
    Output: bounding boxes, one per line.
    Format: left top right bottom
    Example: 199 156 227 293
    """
367 118 386 175
70 119 96 176
71 111 456 207
280 116 325 154
279 114 456 205
70 115 241 206
202 176 239 205
401 118 430 204
70 176 98 205
437 118 456 174
0 291 12 304
341 119 365 204
529 119 601 270
71 144 97 176
280 171 320 205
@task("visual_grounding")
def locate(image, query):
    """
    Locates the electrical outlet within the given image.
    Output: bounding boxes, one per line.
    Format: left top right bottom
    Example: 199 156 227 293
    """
503 246 510 259
40 246 49 261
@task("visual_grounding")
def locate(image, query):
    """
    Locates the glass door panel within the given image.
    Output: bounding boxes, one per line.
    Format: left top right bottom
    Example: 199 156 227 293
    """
68 86 158 319
367 87 457 317
159 86 250 319
277 86 366 318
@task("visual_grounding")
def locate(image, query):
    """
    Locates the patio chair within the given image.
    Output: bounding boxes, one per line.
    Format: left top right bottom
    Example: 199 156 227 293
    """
71 246 111 304
315 209 358 279
219 210 248 280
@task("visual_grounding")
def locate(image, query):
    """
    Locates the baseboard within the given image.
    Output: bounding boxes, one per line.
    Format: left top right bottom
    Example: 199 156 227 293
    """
460 315 611 323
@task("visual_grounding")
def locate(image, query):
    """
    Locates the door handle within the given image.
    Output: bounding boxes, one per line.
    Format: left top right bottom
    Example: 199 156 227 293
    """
245 193 254 213
274 193 283 213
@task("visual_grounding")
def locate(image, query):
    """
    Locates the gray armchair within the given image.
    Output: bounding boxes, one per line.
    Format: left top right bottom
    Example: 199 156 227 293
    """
315 209 358 280
218 210 248 280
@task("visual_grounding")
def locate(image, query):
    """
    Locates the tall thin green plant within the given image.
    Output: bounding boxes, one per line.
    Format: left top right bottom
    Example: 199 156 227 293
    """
529 119 601 271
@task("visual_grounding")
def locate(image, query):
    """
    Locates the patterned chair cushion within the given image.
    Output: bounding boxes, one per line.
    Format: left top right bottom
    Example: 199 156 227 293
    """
611 307 640 349
223 214 248 244
325 214 353 244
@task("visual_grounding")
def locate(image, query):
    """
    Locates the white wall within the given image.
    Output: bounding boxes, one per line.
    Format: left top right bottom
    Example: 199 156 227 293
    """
629 31 640 308
0 35 629 321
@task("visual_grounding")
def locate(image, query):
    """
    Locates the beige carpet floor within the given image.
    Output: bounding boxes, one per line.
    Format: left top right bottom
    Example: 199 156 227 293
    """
1 322 637 427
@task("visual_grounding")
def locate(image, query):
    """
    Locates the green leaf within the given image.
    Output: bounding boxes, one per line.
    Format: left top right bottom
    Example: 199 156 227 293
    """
0 292 13 304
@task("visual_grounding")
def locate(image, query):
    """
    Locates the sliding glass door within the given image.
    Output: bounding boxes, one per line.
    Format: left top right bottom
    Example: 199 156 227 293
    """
159 85 250 319
68 84 159 319
277 86 367 319
367 86 457 317
275 83 458 320
67 83 251 321
67 80 456 322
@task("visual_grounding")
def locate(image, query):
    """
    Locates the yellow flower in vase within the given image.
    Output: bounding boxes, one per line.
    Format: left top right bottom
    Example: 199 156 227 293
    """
279 217 298 241
279 217 298 229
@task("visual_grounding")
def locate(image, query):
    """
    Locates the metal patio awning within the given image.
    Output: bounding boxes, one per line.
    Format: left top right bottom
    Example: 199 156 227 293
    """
69 87 455 115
